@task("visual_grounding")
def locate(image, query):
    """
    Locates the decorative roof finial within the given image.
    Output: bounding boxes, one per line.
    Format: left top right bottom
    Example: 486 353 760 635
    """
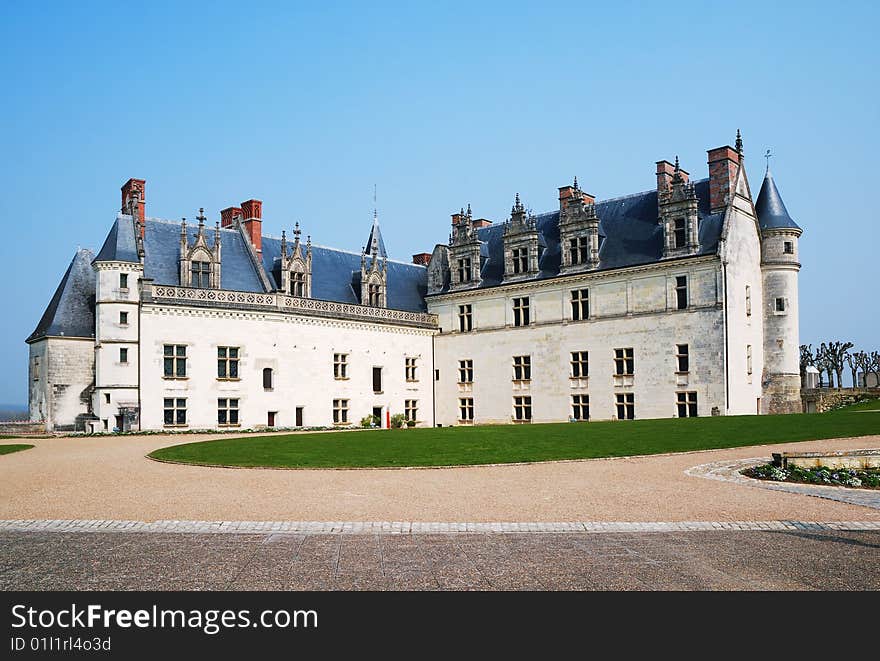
674 155 680 172
197 207 206 225
735 129 743 155
293 221 301 239
466 203 472 218
573 175 579 191
764 149 773 174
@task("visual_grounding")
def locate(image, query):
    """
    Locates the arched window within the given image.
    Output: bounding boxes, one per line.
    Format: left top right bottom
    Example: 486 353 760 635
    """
263 367 273 390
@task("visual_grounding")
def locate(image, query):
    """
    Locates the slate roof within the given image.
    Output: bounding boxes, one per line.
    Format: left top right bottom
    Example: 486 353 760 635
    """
439 178 724 292
364 215 388 258
27 249 96 342
90 215 428 313
755 171 801 231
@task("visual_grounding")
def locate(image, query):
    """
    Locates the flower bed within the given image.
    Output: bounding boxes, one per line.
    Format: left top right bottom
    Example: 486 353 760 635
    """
742 463 880 489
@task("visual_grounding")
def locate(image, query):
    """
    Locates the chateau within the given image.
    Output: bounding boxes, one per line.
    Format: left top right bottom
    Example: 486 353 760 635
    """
26 134 803 432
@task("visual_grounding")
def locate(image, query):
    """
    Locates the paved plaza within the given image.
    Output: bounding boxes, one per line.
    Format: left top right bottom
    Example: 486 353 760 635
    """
1 528 878 591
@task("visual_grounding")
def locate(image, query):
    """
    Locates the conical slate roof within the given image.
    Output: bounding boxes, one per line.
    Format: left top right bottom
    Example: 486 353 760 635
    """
27 249 96 342
364 213 387 257
755 171 801 231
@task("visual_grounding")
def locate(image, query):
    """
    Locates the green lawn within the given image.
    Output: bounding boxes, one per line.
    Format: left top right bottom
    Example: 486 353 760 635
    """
148 410 880 469
0 444 34 456
844 398 880 411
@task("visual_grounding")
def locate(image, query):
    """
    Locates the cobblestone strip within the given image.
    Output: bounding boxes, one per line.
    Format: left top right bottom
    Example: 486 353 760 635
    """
685 458 880 510
0 519 878 534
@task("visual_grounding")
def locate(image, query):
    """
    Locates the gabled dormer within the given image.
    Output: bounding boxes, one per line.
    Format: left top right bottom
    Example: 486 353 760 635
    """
502 194 539 282
179 209 221 288
278 222 312 297
558 177 600 273
448 204 482 290
657 157 700 258
360 243 387 308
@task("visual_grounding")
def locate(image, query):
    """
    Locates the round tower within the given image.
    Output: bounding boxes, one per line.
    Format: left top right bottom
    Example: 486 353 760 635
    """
755 167 802 414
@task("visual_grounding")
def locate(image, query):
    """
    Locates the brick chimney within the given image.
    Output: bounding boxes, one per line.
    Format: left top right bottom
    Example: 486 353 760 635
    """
451 211 463 226
656 160 689 194
412 252 431 266
121 178 146 238
240 199 263 253
471 218 493 229
220 206 242 228
707 146 741 213
558 181 595 211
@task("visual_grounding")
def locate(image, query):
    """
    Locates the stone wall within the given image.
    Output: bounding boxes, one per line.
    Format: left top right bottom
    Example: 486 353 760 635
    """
801 388 880 413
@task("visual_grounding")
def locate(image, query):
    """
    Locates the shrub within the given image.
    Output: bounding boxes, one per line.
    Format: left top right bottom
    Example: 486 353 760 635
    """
389 413 406 429
742 463 880 489
361 415 379 428
406 419 416 428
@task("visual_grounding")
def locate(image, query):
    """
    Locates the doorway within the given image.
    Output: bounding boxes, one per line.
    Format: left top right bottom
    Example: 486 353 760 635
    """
372 406 383 428
268 411 277 427
114 415 124 432
295 407 304 427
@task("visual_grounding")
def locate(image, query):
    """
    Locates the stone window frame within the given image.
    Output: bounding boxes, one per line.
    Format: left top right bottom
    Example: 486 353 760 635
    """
571 394 590 421
457 257 472 283
405 357 418 382
119 347 128 364
513 395 532 422
333 353 349 380
614 348 634 376
674 275 688 310
263 367 274 391
512 355 531 382
615 392 635 420
783 241 794 255
747 345 753 378
568 236 591 266
673 217 687 249
570 351 589 378
163 344 187 379
404 399 418 422
459 397 474 423
458 304 473 332
511 247 529 274
676 391 698 418
119 273 129 291
332 399 350 425
119 311 129 326
774 297 788 314
745 285 752 317
512 296 530 327
290 270 307 297
217 397 240 427
676 344 690 374
191 260 211 289
32 355 40 382
570 288 590 321
163 397 187 427
458 359 474 384
217 346 240 380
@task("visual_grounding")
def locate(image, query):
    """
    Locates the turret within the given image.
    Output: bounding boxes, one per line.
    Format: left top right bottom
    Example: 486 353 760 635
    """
756 166 803 414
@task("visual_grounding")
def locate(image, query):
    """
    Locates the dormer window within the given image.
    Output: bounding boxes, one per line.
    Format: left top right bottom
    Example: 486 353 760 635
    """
279 223 312 298
458 257 471 283
512 248 528 274
368 283 381 307
674 219 687 248
569 237 590 265
191 261 211 288
290 271 305 297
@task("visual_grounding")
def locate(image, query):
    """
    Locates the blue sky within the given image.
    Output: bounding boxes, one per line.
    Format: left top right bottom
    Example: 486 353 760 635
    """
1 1 878 404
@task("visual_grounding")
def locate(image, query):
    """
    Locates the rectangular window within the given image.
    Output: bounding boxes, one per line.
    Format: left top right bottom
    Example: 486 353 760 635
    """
458 359 474 384
616 393 635 420
676 392 698 418
775 297 786 312
333 353 348 379
513 355 531 381
457 257 471 283
614 348 634 376
513 396 532 422
218 398 240 426
405 357 418 382
33 356 40 381
290 271 305 297
570 288 590 321
747 345 753 376
434 369 440 381
372 366 383 393
119 273 128 289
332 399 349 424
191 261 211 288
512 247 528 274
368 283 381 306
570 351 589 378
263 368 274 390
572 394 590 421
119 311 128 325
676 344 689 373
512 297 530 327
163 345 186 378
745 285 752 317
569 236 590 265
119 347 128 364
675 275 688 310
674 218 687 248
104 393 110 404
459 398 474 421
404 399 418 422
217 346 240 379
163 397 187 426
783 241 793 254
458 304 473 332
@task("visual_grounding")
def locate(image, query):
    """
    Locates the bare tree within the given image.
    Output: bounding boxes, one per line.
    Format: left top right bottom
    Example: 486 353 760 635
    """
815 345 833 388
846 351 863 388
821 341 854 388
868 351 880 388
799 344 814 381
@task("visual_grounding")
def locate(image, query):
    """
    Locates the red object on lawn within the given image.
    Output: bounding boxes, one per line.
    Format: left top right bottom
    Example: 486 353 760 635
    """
386 411 390 429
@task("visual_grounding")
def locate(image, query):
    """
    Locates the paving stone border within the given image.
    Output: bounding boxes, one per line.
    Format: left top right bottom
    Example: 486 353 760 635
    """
0 519 878 535
685 457 880 510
